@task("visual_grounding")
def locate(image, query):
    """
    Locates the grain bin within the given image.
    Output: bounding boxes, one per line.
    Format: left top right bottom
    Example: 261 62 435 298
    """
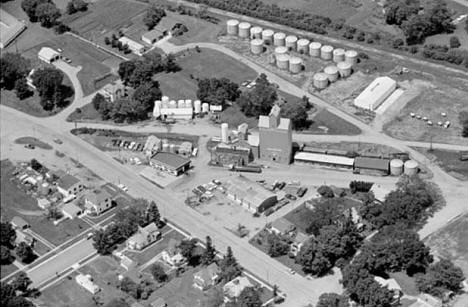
162 143 170 152
238 22 251 38
178 99 185 108
345 50 358 65
226 19 239 35
273 32 286 46
250 39 264 54
202 102 209 113
309 42 322 57
185 99 192 108
285 35 298 51
194 100 201 114
324 65 339 82
169 144 176 153
289 57 303 74
337 61 352 78
321 45 334 60
297 38 310 54
313 73 329 89
169 100 177 108
261 29 274 44
333 48 345 63
250 26 263 39
221 123 229 143
390 159 404 176
404 160 418 176
276 54 290 70
161 96 170 105
274 46 288 56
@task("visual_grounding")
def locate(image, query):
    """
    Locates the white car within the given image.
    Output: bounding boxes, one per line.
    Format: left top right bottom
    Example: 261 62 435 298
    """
118 183 128 192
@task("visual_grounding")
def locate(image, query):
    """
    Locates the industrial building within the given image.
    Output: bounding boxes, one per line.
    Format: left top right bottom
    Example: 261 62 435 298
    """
225 175 277 214
210 142 252 167
118 36 145 56
153 96 194 120
38 47 61 64
258 105 292 164
354 157 390 174
150 152 191 176
354 76 397 111
294 152 355 169
99 79 127 102
0 9 26 49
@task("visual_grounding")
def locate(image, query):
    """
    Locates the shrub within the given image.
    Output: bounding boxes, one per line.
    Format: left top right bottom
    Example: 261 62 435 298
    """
317 185 334 198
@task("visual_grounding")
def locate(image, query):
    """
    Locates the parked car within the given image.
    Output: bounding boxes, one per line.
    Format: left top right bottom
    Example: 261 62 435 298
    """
297 187 308 197
264 207 275 216
212 179 221 186
285 194 297 201
24 144 35 149
116 140 122 147
276 199 290 209
193 188 203 196
118 184 128 192
276 182 286 190
53 138 63 144
197 185 206 193
63 57 72 63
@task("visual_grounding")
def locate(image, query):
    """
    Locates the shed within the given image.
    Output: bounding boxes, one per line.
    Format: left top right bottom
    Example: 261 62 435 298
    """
62 202 82 219
294 152 355 169
354 76 397 111
150 152 191 176
38 47 60 63
354 157 389 173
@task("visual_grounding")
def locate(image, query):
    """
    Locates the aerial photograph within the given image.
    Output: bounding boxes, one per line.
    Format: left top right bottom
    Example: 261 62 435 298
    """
1 0 467 306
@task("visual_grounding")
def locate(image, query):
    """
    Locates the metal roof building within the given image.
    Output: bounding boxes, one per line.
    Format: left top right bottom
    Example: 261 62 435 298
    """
225 175 277 213
118 36 145 55
150 152 191 176
354 157 390 173
38 47 61 63
294 152 355 169
0 9 26 49
354 76 397 111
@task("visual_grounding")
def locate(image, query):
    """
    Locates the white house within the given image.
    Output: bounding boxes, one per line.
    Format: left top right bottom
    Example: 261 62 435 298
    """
161 238 185 267
38 47 61 63
193 263 220 291
118 36 145 56
57 174 84 197
126 223 161 250
76 274 100 294
290 231 308 256
84 189 112 216
99 79 126 102
223 276 253 302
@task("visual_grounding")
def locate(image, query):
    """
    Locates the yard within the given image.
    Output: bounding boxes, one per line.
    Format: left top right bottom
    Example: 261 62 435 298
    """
67 102 102 123
413 148 468 181
305 109 361 135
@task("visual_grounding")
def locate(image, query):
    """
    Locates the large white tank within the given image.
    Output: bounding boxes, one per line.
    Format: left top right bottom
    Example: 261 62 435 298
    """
297 39 310 55
238 22 251 38
202 102 209 113
185 99 192 108
324 65 339 82
313 73 329 89
320 45 334 60
161 96 170 103
153 100 161 117
250 39 264 54
162 143 170 152
274 46 288 56
226 19 239 35
337 61 352 78
285 35 298 51
390 159 404 176
250 26 263 39
404 160 419 176
309 42 322 57
289 57 302 74
276 54 290 70
261 29 274 44
169 100 177 108
273 32 286 46
169 144 176 153
221 123 229 143
333 48 346 63
194 100 201 114
178 99 185 108
345 50 358 65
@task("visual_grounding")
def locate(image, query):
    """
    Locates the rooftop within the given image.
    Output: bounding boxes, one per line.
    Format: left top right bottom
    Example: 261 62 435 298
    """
85 189 112 204
223 276 253 298
194 263 219 282
271 217 295 234
38 47 60 61
57 174 80 190
374 276 402 292
62 202 82 215
294 152 355 166
354 76 396 109
354 157 390 171
0 9 26 49
11 216 29 229
225 175 277 209
151 152 190 170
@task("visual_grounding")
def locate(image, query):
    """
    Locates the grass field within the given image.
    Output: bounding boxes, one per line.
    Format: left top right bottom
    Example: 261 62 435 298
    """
305 109 361 135
14 137 53 150
413 148 468 181
67 103 102 122
0 263 19 279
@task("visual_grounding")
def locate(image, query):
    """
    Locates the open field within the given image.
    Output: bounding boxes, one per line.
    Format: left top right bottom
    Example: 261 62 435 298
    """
305 109 361 135
217 105 258 128
0 90 57 118
412 148 468 181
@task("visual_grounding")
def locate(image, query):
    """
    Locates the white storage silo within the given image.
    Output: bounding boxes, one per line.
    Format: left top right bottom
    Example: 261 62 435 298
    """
226 19 239 35
250 26 263 39
276 54 290 70
153 100 161 117
161 96 170 105
250 39 264 54
238 22 251 38
337 61 352 78
273 32 286 46
333 48 345 63
221 123 229 143
313 73 329 89
185 99 192 108
178 99 185 108
404 160 419 176
202 102 209 113
324 65 339 82
162 143 170 152
169 100 177 108
275 46 288 57
390 159 404 176
345 50 358 65
309 42 322 57
194 100 201 114
289 57 302 74
297 39 310 55
169 144 176 153
261 29 274 44
285 35 298 51
321 45 334 60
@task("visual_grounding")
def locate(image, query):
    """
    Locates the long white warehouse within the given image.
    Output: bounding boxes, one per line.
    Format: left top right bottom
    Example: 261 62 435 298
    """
354 76 397 111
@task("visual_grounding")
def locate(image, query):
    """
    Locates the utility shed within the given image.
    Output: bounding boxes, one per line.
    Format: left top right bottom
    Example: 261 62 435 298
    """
354 76 396 111
294 152 355 169
354 157 390 174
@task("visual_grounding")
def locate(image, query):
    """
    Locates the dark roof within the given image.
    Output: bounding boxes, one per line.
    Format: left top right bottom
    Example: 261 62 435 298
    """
151 152 190 170
57 174 80 189
354 157 389 171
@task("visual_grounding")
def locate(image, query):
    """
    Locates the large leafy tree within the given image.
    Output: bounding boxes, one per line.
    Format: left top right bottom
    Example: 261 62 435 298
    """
385 0 420 26
178 238 200 266
35 2 61 28
317 293 350 307
150 263 167 282
15 243 35 263
295 238 332 276
143 5 166 30
236 287 262 307
0 53 31 90
201 236 216 265
305 199 341 235
118 60 137 86
416 259 465 297
237 74 277 117
31 67 65 110
266 233 290 257
280 99 309 130
219 246 242 282
196 77 240 107
0 246 13 265
132 80 162 118
0 222 16 248
144 201 161 226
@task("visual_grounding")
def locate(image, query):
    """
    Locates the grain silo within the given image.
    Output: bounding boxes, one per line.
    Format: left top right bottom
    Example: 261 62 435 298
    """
178 99 185 108
390 159 404 176
333 48 345 63
221 123 229 143
169 144 176 153
250 26 263 39
309 42 322 57
276 54 290 70
275 46 288 56
321 45 334 60
404 160 418 176
289 57 303 74
313 73 329 89
238 22 251 38
250 39 264 54
226 19 239 35
297 38 310 55
345 50 358 65
285 35 298 51
162 143 170 152
194 100 201 114
261 29 274 44
337 61 352 78
324 65 339 82
185 99 192 108
161 96 170 107
202 102 209 113
169 100 177 108
153 100 161 117
273 32 286 46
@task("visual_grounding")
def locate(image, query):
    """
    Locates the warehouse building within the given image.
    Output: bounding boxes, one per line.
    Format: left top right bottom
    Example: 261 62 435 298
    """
0 9 26 49
225 175 277 213
354 76 397 111
294 152 355 169
354 157 390 174
258 105 292 164
150 152 191 176
210 142 252 167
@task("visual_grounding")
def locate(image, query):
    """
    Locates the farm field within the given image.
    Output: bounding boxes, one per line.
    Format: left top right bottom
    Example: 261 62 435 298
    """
412 148 468 181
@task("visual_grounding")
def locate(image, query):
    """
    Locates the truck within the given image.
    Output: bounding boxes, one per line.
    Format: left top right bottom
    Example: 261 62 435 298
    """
229 165 262 173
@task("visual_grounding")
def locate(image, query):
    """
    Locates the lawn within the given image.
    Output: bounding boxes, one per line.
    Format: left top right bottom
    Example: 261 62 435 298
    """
305 109 361 135
389 271 420 296
413 148 468 181
14 137 53 150
217 105 258 128
0 263 19 279
67 102 102 122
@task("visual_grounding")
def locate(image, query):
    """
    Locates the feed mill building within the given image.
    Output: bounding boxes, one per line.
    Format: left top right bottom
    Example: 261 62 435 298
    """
258 105 292 164
354 76 397 111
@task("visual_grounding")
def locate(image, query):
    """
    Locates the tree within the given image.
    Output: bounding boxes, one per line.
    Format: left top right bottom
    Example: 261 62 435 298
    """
237 287 262 307
0 222 16 248
118 60 137 85
178 238 200 265
150 263 167 282
0 53 31 90
92 229 115 255
145 201 161 226
426 1 455 34
317 293 350 307
66 0 77 14
67 0 87 14
15 77 32 100
280 99 309 130
201 236 216 265
163 53 180 72
295 238 332 276
119 277 140 299
416 259 465 297
143 5 166 30
236 74 277 117
402 14 433 45
385 0 420 26
305 199 342 235
31 67 65 110
0 246 13 265
35 2 61 28
449 36 461 48
128 61 154 88
1 282 15 306
143 51 164 73
266 233 290 257
4 296 34 307
104 298 129 307
11 272 32 293
196 77 240 107
317 221 362 265
45 206 63 220
219 246 242 281
317 185 334 198
132 80 162 118
16 243 35 263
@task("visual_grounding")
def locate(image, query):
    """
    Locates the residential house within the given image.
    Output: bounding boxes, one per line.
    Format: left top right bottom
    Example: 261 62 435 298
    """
161 238 185 267
269 218 295 236
120 255 136 271
118 37 145 56
409 294 442 307
15 229 35 247
374 276 403 304
57 174 83 197
99 79 127 103
193 263 220 291
37 198 51 210
223 276 253 303
84 189 113 216
75 274 100 294
290 231 308 256
62 202 82 219
126 223 161 250
11 216 29 230
0 9 26 49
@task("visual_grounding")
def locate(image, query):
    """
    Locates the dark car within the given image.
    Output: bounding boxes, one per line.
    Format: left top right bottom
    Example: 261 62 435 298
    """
116 140 122 147
264 207 275 216
297 187 308 197
197 185 206 193
24 144 35 149
276 182 286 190
285 194 297 201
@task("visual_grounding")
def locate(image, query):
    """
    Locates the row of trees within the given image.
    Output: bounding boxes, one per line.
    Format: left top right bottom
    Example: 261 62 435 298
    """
421 44 468 67
196 77 240 108
21 0 61 28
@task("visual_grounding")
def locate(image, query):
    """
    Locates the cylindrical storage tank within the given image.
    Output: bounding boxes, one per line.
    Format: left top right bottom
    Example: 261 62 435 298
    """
250 26 263 39
261 29 274 44
221 123 229 143
169 100 177 108
309 42 322 57
161 96 170 104
289 57 302 74
273 32 286 46
285 35 298 51
321 45 334 60
404 160 419 176
162 143 170 152
155 100 162 109
178 99 185 108
202 102 209 113
226 19 239 35
297 39 310 55
390 159 404 176
194 100 201 113
345 50 358 65
313 73 329 89
250 39 264 54
274 46 288 57
333 48 345 63
169 144 176 153
324 65 339 82
337 61 352 78
276 54 290 70
238 22 251 38
185 99 192 108
40 182 50 195
162 139 169 145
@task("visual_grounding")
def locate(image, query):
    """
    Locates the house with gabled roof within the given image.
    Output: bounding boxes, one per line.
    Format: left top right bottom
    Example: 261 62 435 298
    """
193 263 220 291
